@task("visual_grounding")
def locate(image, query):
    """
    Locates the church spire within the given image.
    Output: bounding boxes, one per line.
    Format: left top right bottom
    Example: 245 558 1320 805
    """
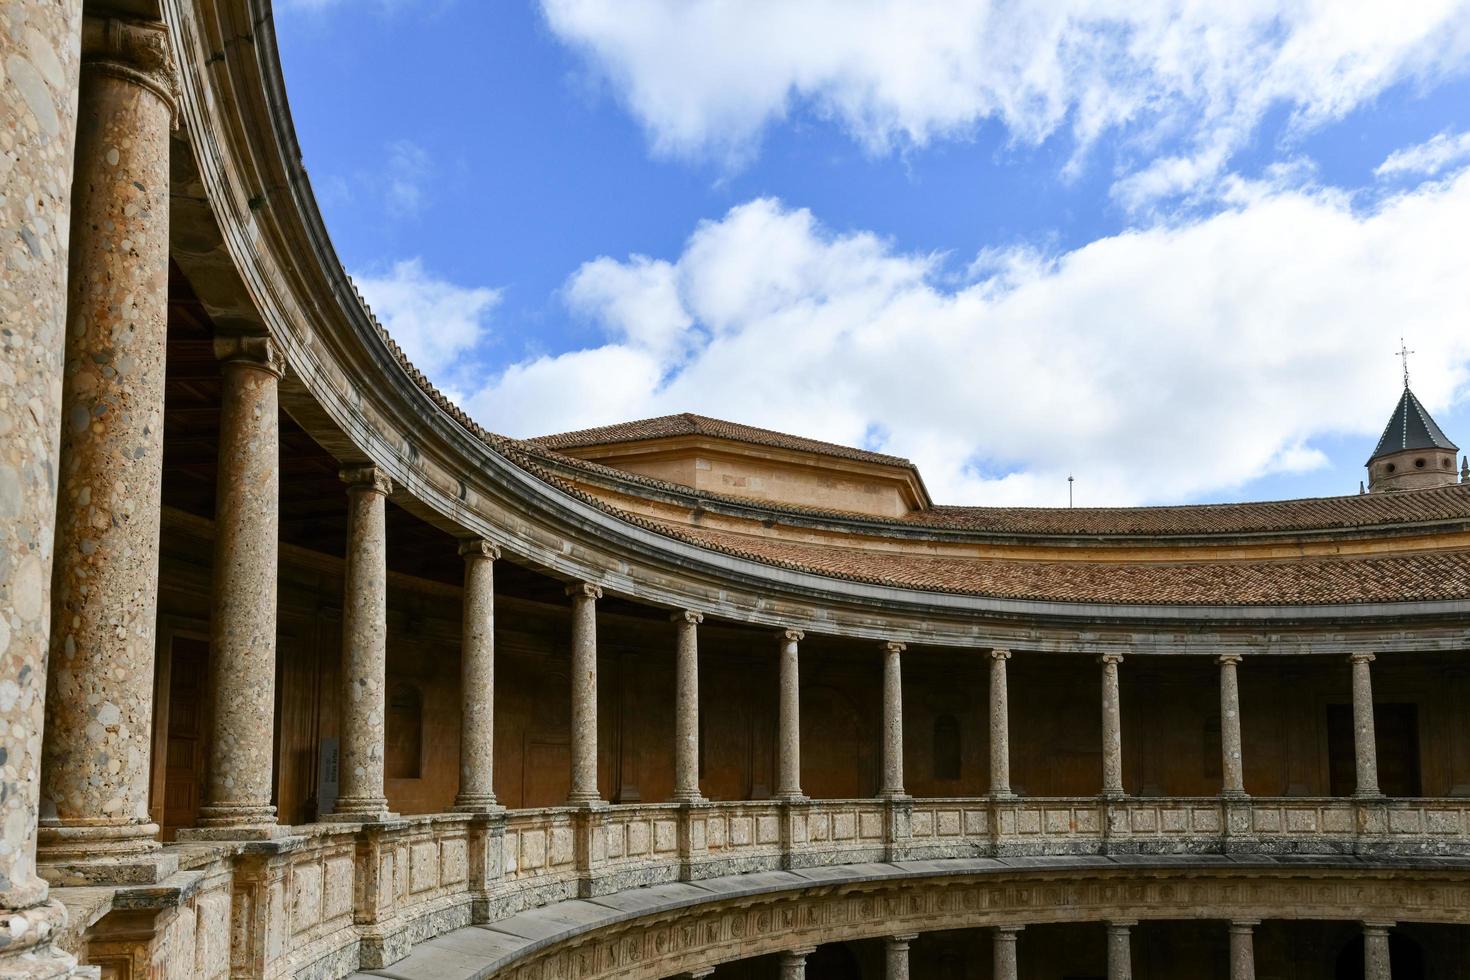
1365 379 1460 492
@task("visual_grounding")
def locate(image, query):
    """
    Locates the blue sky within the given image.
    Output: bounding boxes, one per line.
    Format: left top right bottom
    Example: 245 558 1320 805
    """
276 0 1470 507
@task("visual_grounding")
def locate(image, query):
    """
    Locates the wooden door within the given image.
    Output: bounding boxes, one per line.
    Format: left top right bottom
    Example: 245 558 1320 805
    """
161 636 209 838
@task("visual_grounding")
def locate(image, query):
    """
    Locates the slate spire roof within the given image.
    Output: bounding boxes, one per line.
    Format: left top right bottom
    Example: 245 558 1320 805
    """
1367 387 1458 464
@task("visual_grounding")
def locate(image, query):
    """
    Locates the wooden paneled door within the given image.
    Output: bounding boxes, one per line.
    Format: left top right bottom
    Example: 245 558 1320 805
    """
149 633 210 839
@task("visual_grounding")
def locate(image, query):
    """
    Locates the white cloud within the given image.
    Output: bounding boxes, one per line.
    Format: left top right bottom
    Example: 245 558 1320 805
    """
541 0 1470 203
464 176 1470 506
1377 129 1470 178
353 259 501 377
383 140 432 218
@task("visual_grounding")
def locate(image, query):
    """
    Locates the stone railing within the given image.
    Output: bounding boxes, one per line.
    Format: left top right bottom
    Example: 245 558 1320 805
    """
60 796 1470 979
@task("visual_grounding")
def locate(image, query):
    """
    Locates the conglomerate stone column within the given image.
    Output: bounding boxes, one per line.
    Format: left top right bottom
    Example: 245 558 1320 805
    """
1228 919 1258 980
328 465 393 821
993 925 1022 980
1219 655 1246 798
880 641 905 799
567 583 602 805
775 629 805 801
1106 920 1135 980
884 934 914 979
779 947 814 980
672 610 704 803
990 648 1013 798
185 337 286 840
38 15 177 885
1350 653 1382 798
1099 654 1125 798
1363 922 1393 980
0 0 83 960
454 539 500 812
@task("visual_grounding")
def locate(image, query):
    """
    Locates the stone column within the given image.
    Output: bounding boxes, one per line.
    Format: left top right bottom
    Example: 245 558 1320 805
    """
672 610 704 803
990 648 1014 798
1219 655 1246 798
328 466 393 821
1106 920 1135 980
880 641 906 799
779 947 814 980
39 15 178 885
1350 653 1382 798
187 337 286 840
1363 922 1393 980
567 583 603 804
1099 654 1125 798
993 925 1022 980
454 539 500 812
1228 919 1258 980
0 0 83 959
885 934 914 979
775 629 805 801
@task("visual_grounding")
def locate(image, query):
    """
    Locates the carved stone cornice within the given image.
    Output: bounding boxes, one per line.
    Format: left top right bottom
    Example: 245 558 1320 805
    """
81 16 178 118
214 335 286 379
339 465 392 496
458 538 501 562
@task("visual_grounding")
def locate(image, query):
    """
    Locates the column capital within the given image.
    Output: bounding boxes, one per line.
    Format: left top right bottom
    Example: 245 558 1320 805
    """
213 334 286 378
81 16 178 115
882 640 906 654
1361 921 1395 934
458 538 501 561
779 628 805 643
781 946 817 959
1349 652 1377 665
995 924 1025 935
1228 919 1261 932
888 933 918 943
990 647 1012 660
566 581 603 601
1098 653 1125 666
340 465 392 496
1217 653 1243 666
672 609 704 625
1106 919 1138 930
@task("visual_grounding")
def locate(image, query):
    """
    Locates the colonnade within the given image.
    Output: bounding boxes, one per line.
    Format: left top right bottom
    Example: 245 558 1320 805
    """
762 919 1398 980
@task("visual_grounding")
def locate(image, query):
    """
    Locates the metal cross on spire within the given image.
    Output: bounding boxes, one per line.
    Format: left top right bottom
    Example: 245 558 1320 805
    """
1397 336 1414 389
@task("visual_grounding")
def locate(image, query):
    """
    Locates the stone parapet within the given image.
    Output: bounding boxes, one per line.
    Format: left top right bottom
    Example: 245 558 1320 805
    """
44 796 1470 977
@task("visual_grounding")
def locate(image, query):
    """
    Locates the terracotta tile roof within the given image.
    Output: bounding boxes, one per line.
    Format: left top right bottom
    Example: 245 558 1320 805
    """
517 436 1470 538
353 294 1470 605
528 413 915 469
655 522 1470 605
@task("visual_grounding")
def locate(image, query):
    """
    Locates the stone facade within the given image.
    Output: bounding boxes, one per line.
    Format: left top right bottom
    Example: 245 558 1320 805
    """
2 0 1470 977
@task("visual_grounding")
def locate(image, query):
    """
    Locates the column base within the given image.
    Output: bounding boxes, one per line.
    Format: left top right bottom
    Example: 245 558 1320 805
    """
566 793 606 807
319 810 400 825
878 790 910 801
990 791 1018 801
36 822 176 887
671 793 707 805
773 792 808 803
451 796 504 815
37 850 179 888
1353 791 1386 801
1219 790 1250 801
175 823 289 842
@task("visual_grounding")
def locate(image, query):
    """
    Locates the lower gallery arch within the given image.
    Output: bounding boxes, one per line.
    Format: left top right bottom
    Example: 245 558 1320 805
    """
348 857 1470 979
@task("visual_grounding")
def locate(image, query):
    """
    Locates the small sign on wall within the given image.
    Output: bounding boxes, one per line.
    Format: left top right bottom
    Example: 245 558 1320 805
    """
317 737 339 816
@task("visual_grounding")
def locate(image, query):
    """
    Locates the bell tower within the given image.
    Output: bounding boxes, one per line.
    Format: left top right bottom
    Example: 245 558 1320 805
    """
1365 385 1461 492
